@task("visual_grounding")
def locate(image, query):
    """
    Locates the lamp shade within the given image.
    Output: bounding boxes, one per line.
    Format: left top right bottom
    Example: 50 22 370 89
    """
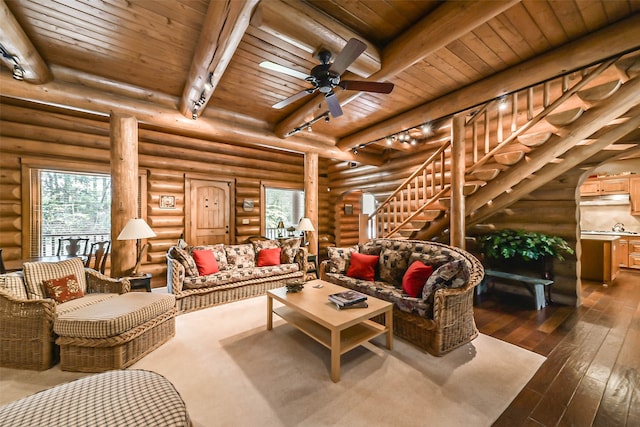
296 218 315 232
277 220 285 229
117 218 156 240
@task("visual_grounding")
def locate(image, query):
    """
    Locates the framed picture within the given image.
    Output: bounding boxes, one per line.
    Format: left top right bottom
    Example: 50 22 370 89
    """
344 204 353 215
159 195 176 209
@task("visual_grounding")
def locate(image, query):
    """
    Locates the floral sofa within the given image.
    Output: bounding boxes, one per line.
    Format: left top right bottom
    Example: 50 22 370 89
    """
319 238 484 356
0 257 130 370
166 238 307 314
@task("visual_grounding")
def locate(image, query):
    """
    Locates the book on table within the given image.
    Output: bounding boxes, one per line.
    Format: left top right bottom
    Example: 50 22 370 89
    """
328 290 368 307
333 300 369 310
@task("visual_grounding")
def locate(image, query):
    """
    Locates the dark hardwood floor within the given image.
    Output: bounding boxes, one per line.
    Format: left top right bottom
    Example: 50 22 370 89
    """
474 269 640 427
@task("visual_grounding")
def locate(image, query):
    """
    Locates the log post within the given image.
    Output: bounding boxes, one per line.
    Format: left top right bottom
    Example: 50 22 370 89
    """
304 152 318 255
450 114 466 249
110 112 138 277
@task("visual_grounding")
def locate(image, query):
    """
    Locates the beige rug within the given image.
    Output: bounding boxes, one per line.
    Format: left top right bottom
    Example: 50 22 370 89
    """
0 296 544 426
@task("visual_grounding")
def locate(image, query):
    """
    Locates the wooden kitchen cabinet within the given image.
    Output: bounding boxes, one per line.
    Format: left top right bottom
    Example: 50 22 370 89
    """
630 176 640 215
580 179 600 196
629 238 640 269
599 176 629 194
581 236 620 285
618 239 628 267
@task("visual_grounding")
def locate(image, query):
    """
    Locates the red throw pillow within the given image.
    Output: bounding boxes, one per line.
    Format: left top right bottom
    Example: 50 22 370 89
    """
258 247 282 266
346 252 379 281
43 274 84 303
192 249 220 275
402 261 434 298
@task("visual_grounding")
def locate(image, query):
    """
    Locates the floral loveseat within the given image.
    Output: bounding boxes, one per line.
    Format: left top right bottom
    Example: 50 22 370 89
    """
319 238 484 356
0 257 130 370
167 238 307 314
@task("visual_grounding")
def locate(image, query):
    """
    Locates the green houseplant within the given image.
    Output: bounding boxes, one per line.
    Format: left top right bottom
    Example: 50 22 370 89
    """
476 229 574 278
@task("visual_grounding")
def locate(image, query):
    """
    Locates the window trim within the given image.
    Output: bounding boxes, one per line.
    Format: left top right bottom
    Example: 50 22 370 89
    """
20 157 148 258
260 180 303 237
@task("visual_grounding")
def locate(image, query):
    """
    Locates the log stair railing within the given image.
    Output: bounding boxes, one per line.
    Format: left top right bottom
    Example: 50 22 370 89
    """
370 52 640 241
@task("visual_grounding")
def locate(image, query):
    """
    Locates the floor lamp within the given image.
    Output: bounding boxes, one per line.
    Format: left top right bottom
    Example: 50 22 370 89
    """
117 218 156 276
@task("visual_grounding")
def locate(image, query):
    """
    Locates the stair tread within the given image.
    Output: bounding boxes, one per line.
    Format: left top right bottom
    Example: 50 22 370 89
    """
546 107 584 126
577 80 621 102
494 151 525 166
517 131 552 147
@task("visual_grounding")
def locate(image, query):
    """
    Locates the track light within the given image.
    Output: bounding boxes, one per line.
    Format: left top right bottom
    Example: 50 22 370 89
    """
191 108 198 120
325 116 330 123
421 123 432 135
307 125 312 132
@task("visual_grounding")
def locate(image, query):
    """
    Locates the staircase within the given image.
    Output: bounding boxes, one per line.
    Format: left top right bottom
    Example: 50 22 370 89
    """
370 52 640 241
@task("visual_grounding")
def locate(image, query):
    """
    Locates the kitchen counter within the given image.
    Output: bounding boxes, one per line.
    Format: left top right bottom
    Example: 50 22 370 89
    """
580 234 621 241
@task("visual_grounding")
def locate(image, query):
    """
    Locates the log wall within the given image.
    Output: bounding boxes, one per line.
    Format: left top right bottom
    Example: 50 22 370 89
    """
473 169 582 305
0 100 313 288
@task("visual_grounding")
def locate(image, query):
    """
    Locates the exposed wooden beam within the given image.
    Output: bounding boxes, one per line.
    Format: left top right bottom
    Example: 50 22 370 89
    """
338 14 640 151
178 0 259 118
251 0 381 78
0 0 51 83
0 72 383 166
274 0 517 139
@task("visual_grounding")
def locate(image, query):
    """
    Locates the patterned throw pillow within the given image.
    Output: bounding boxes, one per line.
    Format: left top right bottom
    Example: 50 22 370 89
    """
422 259 470 302
408 251 452 270
327 246 357 274
169 246 199 277
224 244 256 268
359 241 382 255
23 257 87 300
252 239 279 254
42 274 84 303
0 272 28 300
379 248 411 287
279 237 302 264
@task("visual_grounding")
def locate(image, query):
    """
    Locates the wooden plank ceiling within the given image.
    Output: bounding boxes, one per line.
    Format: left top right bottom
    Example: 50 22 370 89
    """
1 0 639 162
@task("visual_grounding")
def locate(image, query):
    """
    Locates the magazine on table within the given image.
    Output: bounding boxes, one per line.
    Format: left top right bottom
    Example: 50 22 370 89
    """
328 290 368 306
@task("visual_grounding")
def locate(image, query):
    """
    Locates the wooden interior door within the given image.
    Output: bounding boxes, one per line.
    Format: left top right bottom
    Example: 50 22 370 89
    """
188 179 231 245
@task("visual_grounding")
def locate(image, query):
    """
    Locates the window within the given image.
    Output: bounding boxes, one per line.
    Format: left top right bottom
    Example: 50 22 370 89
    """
264 187 305 239
32 170 111 256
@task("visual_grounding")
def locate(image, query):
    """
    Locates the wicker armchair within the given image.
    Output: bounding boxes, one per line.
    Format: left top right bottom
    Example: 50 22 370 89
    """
0 269 130 370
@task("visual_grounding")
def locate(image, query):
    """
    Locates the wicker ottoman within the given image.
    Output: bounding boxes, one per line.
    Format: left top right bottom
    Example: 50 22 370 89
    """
0 369 190 426
54 293 176 372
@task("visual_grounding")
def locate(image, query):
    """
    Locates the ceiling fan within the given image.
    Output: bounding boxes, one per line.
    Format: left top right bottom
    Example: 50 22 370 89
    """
259 38 394 118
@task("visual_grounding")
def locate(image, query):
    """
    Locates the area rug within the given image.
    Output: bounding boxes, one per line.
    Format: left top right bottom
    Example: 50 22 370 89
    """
0 296 544 426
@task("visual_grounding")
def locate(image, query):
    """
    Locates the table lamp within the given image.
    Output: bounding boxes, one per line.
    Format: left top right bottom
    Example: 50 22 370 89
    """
117 218 156 276
296 217 314 246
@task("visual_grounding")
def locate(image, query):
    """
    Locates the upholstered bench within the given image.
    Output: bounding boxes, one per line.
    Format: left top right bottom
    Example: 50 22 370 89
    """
54 292 176 372
0 369 191 426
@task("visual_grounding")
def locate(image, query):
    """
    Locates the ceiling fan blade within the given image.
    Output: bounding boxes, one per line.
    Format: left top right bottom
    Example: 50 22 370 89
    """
339 80 394 94
324 91 343 118
329 38 367 75
272 88 315 109
259 61 310 81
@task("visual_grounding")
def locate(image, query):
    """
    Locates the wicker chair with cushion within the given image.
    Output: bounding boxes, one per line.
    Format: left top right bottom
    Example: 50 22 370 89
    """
0 257 130 370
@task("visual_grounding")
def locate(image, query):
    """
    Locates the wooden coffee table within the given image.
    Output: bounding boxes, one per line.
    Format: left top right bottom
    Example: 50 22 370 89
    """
267 279 393 382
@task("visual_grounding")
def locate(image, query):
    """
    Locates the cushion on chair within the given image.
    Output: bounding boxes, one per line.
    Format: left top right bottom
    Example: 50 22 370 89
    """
0 271 28 300
23 257 87 300
54 293 176 339
56 293 118 316
0 370 190 426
